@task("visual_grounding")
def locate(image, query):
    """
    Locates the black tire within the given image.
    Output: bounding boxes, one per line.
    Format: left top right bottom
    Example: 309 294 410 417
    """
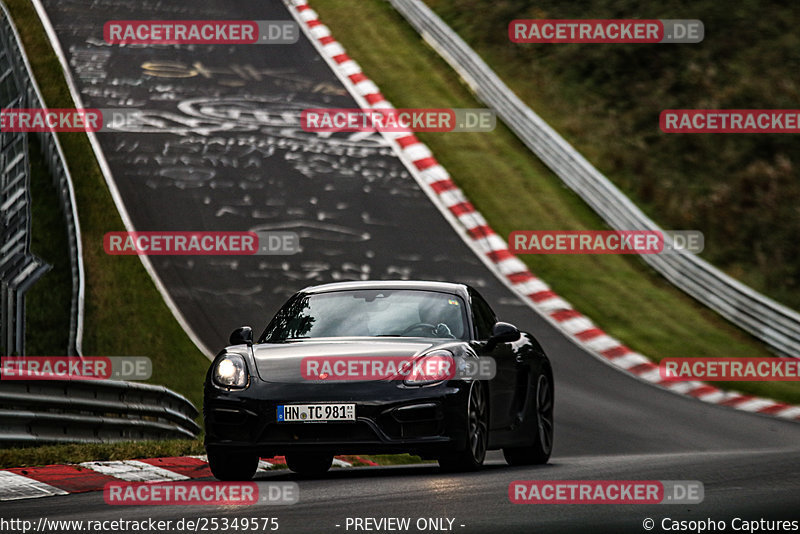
207 450 259 481
285 453 333 477
503 372 554 466
438 381 488 472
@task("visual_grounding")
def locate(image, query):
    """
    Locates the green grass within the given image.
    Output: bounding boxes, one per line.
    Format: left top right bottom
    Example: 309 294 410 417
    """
310 0 800 404
5 1 209 410
0 443 423 469
0 440 205 469
25 135 72 355
423 0 800 311
361 454 431 466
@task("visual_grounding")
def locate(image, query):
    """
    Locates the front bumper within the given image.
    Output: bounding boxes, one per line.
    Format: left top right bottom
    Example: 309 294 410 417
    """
203 379 469 457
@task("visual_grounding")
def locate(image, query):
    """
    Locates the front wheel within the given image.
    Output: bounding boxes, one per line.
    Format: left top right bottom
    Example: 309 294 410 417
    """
438 381 488 472
285 453 333 477
207 450 259 481
503 372 554 465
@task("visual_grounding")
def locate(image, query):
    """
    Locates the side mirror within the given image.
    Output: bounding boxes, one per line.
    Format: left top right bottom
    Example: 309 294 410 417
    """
229 326 253 346
486 322 521 350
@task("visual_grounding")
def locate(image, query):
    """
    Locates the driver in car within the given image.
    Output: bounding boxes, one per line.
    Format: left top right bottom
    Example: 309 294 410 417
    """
416 302 461 338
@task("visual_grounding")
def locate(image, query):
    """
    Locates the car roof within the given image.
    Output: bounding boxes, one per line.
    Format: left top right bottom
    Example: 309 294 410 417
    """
298 280 470 298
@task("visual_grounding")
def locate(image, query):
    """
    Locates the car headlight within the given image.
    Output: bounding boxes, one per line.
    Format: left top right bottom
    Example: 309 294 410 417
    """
213 353 248 388
403 349 455 386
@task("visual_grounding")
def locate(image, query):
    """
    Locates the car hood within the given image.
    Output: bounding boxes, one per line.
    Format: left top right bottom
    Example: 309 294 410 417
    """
251 337 452 383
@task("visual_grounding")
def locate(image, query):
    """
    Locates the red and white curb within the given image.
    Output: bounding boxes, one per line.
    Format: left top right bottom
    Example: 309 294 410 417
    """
287 0 800 423
0 455 377 502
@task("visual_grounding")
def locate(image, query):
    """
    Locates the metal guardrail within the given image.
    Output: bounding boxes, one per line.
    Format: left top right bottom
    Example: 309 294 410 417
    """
0 14 48 357
0 3 198 444
389 0 800 357
0 0 84 356
0 379 200 444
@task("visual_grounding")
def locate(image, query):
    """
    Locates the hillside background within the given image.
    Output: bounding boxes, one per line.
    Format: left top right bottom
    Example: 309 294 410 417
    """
426 0 800 310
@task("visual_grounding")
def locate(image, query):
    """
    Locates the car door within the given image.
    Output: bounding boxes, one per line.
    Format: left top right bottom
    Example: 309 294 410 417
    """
469 289 517 431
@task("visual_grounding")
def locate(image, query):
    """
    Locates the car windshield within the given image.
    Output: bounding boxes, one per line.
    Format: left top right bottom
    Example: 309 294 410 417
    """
260 289 469 341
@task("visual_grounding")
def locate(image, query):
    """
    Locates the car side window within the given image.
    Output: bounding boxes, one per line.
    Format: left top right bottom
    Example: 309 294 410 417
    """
470 290 497 340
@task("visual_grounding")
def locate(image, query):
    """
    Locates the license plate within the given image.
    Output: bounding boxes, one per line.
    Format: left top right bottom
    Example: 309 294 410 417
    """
277 403 355 422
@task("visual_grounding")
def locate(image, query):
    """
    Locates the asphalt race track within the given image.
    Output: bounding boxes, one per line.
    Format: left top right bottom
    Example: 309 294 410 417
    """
3 448 799 533
4 1 799 533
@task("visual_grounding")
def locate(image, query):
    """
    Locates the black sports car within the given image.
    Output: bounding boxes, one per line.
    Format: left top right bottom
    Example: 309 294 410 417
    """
203 280 554 480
